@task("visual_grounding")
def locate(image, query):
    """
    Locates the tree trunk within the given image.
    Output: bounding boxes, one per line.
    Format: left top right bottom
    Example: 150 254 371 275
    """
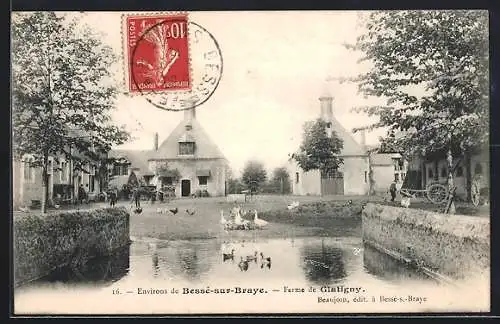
464 151 472 202
446 149 456 215
41 155 49 214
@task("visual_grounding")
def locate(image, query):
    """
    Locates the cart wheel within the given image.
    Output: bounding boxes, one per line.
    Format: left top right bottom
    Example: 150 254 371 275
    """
426 183 448 204
471 181 481 207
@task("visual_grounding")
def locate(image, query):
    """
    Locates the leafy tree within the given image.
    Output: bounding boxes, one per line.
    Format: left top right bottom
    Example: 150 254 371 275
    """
241 161 267 193
291 119 344 176
12 12 130 213
345 10 488 204
227 178 244 194
269 167 291 194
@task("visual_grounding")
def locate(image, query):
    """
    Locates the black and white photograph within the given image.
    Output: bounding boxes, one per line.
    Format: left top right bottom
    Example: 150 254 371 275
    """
11 10 490 314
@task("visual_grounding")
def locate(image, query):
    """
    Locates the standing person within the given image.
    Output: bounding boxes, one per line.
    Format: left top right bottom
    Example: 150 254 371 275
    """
133 187 141 208
78 184 86 205
389 180 397 202
109 189 117 207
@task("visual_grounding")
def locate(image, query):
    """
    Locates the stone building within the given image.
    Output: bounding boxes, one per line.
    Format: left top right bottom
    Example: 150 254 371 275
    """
109 106 229 197
12 134 103 209
288 90 370 196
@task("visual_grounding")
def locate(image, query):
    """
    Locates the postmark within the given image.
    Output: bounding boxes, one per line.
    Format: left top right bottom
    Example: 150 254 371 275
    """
122 13 223 111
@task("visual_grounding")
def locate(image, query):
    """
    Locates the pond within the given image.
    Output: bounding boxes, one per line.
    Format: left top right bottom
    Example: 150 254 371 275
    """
14 235 488 314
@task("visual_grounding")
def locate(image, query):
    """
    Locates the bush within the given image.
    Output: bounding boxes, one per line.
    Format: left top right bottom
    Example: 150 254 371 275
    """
13 207 130 287
193 189 210 198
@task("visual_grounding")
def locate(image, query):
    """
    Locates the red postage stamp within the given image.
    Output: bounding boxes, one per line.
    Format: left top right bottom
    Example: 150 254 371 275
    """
124 14 191 93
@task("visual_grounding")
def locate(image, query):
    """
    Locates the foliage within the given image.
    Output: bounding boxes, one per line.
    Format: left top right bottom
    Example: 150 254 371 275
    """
345 10 488 158
241 160 268 192
155 162 180 181
227 177 244 194
13 207 130 287
193 189 210 198
12 12 130 212
291 119 344 175
264 167 292 194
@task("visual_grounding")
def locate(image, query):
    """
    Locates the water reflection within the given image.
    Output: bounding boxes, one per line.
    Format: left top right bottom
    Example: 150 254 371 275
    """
363 243 429 282
300 239 346 285
42 246 130 285
24 237 434 291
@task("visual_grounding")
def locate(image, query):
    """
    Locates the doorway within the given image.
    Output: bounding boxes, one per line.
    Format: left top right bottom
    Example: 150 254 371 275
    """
181 179 191 197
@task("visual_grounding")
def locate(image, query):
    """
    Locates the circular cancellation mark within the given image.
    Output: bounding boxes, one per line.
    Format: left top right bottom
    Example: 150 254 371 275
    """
128 17 223 112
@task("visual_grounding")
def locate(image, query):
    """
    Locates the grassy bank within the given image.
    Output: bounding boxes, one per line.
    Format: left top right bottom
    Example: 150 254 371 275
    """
14 207 130 287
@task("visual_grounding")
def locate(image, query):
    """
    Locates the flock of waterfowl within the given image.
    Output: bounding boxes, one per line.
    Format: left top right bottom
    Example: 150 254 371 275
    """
221 240 272 272
219 201 300 272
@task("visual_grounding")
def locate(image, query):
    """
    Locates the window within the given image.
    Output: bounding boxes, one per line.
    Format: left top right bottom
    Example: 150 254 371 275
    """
441 167 447 178
393 159 402 171
427 168 433 179
164 177 173 185
199 176 208 185
295 172 300 184
23 157 34 182
179 142 195 155
474 163 483 175
364 171 368 183
61 161 68 182
394 173 400 182
89 175 95 192
456 166 464 177
121 165 129 176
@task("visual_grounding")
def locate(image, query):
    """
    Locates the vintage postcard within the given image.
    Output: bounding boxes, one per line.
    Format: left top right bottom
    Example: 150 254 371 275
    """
11 10 490 315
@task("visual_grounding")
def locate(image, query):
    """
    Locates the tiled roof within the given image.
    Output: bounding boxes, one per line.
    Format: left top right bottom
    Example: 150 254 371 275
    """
108 149 153 173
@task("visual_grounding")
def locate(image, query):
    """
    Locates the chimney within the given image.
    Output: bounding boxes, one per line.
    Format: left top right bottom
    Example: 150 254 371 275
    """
319 88 333 121
153 132 159 151
183 99 197 121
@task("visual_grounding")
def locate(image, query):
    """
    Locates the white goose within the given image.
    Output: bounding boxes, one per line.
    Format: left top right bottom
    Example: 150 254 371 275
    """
287 201 300 210
253 209 268 227
220 210 228 226
234 208 250 228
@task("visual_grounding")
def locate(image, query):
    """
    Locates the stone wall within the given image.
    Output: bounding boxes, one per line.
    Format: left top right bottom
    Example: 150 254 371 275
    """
13 207 130 287
362 203 490 280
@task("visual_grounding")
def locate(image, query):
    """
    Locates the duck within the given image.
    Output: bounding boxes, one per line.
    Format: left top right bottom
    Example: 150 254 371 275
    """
343 200 353 206
156 207 163 214
223 249 235 262
287 201 300 210
246 251 259 263
238 256 249 271
253 209 268 227
401 197 411 208
169 207 178 215
185 209 195 216
260 252 271 269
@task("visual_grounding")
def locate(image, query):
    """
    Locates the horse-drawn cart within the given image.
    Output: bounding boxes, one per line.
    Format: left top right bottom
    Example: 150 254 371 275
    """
400 171 486 207
400 182 449 204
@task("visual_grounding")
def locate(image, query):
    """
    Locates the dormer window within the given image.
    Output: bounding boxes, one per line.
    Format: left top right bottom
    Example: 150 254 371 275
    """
179 142 195 155
185 124 192 131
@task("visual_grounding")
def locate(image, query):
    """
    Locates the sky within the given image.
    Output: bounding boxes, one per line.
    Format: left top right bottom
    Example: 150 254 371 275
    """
79 11 387 176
